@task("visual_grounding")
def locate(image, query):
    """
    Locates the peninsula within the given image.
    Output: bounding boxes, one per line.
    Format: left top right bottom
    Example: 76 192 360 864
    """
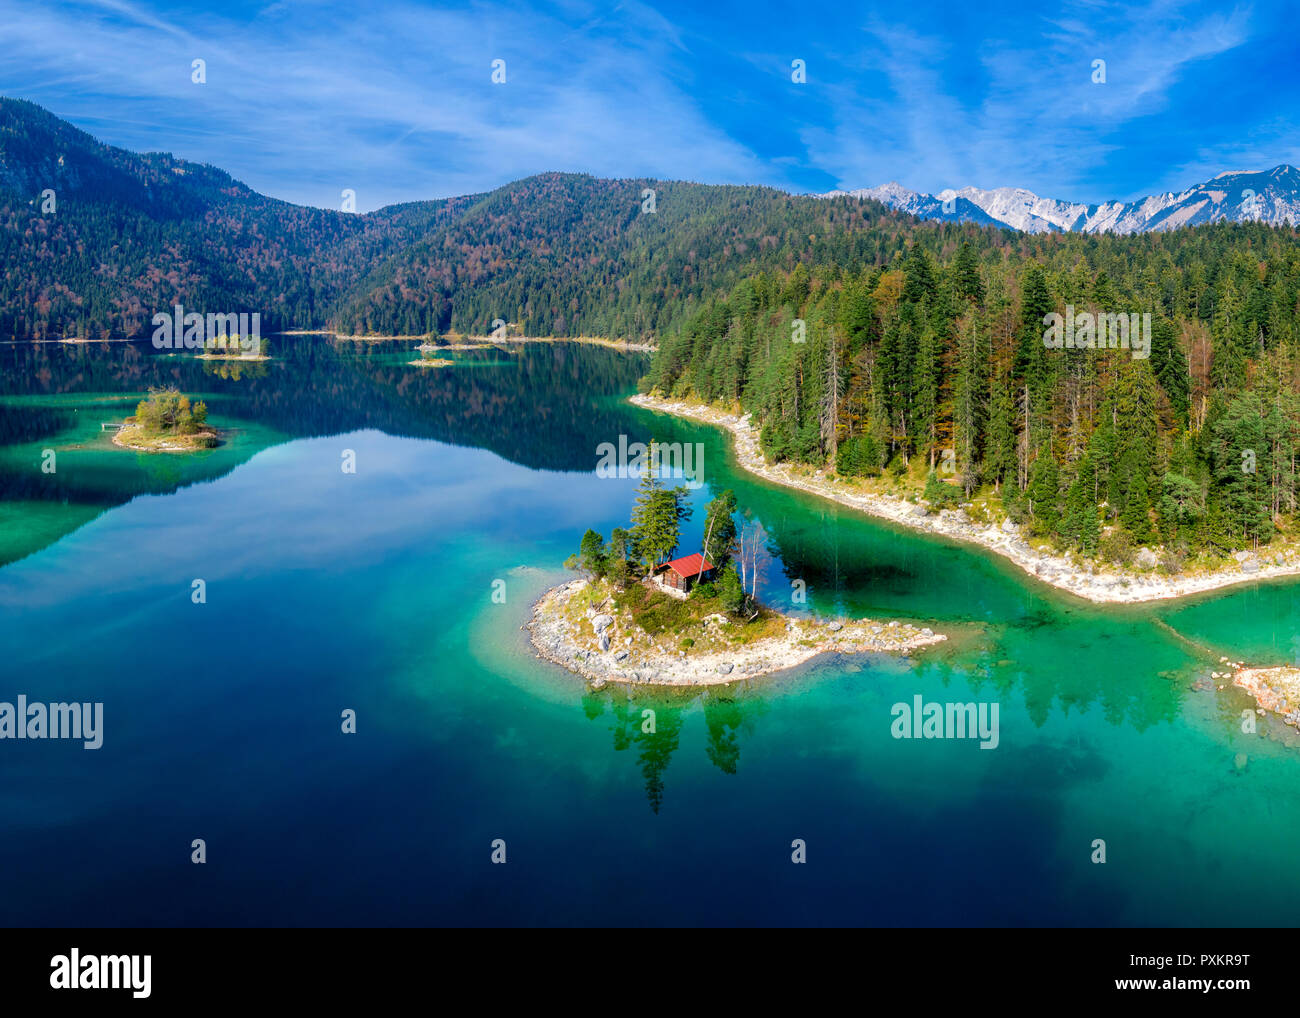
630 394 1300 605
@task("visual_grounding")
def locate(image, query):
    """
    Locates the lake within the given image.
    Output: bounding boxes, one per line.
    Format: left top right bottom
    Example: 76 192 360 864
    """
1 337 1298 926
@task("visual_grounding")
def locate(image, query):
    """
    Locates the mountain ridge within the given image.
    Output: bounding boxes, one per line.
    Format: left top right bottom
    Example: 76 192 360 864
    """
823 165 1300 234
3 96 1299 343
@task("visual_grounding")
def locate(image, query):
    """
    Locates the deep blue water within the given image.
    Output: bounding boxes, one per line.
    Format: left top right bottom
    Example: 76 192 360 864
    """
1 338 1298 926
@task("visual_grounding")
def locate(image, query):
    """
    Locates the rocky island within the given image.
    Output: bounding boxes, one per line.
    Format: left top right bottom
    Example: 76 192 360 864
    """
113 387 219 452
528 576 944 688
1231 663 1300 730
527 466 944 687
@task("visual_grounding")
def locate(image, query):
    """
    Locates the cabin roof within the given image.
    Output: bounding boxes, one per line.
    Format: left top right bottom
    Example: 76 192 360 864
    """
663 553 715 579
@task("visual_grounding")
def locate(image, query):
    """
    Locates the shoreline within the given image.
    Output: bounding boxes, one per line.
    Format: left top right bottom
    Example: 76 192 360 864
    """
1233 665 1300 731
111 424 219 453
332 331 658 353
527 577 946 688
629 393 1300 605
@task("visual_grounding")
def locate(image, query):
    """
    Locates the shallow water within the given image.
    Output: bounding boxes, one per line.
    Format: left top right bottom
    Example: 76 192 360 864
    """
0 338 1296 926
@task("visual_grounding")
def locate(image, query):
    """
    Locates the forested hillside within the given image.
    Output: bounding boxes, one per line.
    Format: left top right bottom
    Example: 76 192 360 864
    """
8 98 1300 559
328 173 912 338
0 98 474 339
642 224 1300 559
2 98 921 342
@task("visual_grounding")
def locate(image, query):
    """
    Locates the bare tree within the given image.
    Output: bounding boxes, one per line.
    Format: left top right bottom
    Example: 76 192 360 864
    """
737 519 767 614
820 328 842 462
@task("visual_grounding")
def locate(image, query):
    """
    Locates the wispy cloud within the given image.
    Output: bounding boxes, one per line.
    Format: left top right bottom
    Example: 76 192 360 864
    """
0 0 777 209
801 0 1259 201
0 0 1292 207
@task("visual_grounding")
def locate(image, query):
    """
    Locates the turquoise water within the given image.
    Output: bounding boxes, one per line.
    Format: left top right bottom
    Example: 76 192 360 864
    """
0 338 1297 926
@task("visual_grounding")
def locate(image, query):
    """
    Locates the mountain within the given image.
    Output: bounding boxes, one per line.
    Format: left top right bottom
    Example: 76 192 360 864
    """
821 182 1006 228
0 98 479 340
2 97 931 342
3 97 1299 343
826 165 1300 234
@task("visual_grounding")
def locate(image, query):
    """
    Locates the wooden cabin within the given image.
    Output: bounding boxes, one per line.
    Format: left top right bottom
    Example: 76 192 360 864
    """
655 553 716 593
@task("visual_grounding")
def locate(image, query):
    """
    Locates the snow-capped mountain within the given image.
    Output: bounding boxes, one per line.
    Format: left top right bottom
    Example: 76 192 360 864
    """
824 165 1300 234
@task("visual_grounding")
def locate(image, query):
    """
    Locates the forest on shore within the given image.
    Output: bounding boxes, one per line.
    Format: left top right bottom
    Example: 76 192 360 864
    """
642 223 1300 562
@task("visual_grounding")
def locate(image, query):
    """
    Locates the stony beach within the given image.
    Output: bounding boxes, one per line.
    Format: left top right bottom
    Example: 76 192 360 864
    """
630 394 1300 605
527 577 946 688
1231 664 1300 729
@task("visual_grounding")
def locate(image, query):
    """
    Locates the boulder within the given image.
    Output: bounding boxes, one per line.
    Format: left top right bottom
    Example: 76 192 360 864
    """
827 621 843 632
598 631 611 652
614 649 629 662
1135 548 1159 569
716 662 735 675
1241 559 1260 573
591 614 614 634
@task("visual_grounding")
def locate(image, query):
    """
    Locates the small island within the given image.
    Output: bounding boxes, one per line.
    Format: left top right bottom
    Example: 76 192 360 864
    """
409 349 456 367
195 334 271 361
528 465 945 687
113 387 220 452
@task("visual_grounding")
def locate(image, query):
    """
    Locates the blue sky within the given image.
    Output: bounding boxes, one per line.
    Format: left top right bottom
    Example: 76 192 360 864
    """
1 0 1295 211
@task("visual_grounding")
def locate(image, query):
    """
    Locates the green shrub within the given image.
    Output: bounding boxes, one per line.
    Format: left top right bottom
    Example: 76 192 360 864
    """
1099 527 1134 566
923 471 962 508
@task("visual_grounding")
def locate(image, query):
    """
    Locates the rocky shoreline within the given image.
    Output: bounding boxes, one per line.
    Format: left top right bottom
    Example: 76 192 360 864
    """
527 578 946 688
1231 664 1300 729
111 424 219 453
630 394 1300 605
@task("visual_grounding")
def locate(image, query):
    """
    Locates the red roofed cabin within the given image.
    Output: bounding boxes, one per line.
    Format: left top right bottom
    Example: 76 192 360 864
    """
655 553 716 593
